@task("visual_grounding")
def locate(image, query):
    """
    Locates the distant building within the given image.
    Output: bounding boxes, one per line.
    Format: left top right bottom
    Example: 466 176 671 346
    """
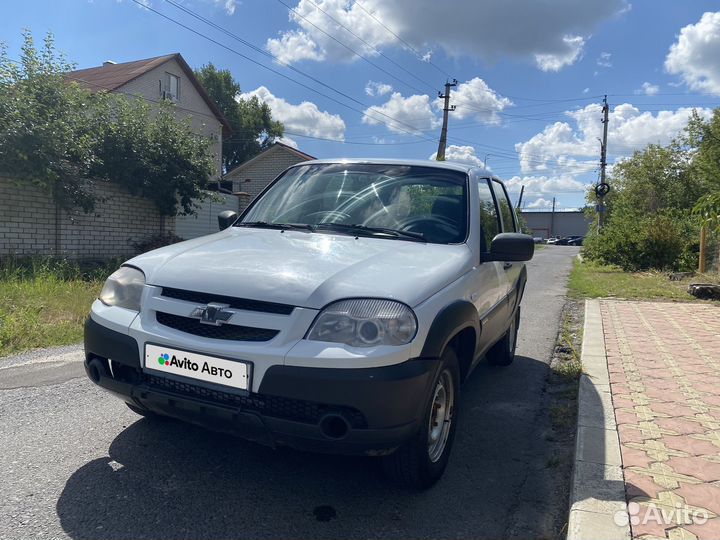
522 210 592 239
67 53 232 178
225 142 315 210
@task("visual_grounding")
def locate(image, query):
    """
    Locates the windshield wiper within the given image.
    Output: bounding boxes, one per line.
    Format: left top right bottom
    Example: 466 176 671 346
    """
235 221 316 232
315 223 426 242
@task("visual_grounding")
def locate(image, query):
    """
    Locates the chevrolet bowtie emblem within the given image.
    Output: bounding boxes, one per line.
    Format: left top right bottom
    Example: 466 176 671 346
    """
189 302 233 326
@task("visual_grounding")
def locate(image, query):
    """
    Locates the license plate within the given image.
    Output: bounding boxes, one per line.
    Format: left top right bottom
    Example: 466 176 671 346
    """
144 344 250 391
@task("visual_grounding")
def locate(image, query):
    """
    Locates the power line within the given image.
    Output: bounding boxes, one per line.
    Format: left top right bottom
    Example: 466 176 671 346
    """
129 0 439 142
273 0 429 95
299 0 437 94
352 0 450 79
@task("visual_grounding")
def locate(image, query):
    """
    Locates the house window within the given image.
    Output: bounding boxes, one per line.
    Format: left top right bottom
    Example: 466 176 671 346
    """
165 73 180 101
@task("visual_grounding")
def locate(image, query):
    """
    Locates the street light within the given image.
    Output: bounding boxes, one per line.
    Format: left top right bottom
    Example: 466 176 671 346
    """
483 153 495 168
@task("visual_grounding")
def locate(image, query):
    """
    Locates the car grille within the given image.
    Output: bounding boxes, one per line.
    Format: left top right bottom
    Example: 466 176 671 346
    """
161 287 294 315
156 311 279 342
143 374 367 428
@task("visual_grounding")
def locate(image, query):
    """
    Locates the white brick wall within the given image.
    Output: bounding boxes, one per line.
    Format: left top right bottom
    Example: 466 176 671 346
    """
0 178 173 259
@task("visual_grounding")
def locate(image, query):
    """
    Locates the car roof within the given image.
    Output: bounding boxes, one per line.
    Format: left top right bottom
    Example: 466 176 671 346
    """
295 158 495 177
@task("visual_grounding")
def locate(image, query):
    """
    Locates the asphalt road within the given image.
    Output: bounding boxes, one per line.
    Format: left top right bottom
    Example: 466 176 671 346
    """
0 246 580 540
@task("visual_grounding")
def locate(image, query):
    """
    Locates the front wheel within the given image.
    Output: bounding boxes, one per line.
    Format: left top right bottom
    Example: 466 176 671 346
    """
382 347 459 489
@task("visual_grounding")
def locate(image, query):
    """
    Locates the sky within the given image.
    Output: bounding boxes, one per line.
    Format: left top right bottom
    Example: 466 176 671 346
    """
3 0 720 210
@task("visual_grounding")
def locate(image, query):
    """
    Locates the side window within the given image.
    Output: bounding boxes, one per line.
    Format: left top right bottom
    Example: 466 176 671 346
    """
478 179 500 252
164 73 180 101
492 180 516 233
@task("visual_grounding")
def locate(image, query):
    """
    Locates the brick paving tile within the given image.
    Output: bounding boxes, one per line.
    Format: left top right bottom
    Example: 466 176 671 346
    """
616 410 642 425
624 469 668 500
675 484 720 516
630 505 672 539
684 517 720 539
649 402 698 418
665 456 720 483
654 417 707 436
613 396 638 409
622 447 655 469
662 435 720 457
600 300 720 540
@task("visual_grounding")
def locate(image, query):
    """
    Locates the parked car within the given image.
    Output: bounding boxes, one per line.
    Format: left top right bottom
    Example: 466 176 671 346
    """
567 236 584 246
532 237 544 244
84 159 534 489
553 235 583 246
545 236 561 245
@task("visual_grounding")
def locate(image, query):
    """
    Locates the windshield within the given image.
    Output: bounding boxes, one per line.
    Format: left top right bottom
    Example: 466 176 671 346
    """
240 163 468 244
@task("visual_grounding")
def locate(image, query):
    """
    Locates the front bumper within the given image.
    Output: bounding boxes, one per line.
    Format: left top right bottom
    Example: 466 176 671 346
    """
84 317 439 455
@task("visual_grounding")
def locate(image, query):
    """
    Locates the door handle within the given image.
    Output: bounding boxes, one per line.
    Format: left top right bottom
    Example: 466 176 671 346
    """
503 262 513 270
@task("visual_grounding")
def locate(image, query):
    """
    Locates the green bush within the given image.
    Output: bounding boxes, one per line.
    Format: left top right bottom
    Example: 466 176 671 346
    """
583 210 698 271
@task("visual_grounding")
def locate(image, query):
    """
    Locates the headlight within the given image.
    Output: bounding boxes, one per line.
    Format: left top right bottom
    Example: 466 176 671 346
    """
307 299 417 347
99 266 145 311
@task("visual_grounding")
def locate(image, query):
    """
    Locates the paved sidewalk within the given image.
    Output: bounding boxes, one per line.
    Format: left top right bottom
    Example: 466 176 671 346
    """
602 300 720 539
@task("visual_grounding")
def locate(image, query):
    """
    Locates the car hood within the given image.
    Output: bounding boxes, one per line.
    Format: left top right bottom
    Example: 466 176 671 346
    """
126 228 473 309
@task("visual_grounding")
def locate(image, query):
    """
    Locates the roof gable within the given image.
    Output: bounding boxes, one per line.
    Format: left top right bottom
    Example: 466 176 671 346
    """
225 143 315 178
66 53 231 136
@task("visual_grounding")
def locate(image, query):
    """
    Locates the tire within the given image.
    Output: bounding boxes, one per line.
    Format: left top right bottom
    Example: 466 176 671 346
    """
382 347 460 490
487 306 520 366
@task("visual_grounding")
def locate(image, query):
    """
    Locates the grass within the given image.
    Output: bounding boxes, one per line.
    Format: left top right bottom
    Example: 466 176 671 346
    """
0 258 118 358
568 258 720 301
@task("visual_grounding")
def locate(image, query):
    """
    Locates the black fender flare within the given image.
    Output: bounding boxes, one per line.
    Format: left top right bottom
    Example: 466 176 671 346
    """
419 300 480 359
510 265 528 316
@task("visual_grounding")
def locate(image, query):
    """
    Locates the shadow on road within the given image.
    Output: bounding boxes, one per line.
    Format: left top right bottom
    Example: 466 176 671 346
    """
56 355 565 539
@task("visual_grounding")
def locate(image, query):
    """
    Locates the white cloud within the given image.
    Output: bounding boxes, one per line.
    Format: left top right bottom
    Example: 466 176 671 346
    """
267 0 627 70
214 0 237 15
362 92 439 134
665 12 720 95
526 197 554 209
240 86 346 140
582 87 590 94
534 36 585 72
428 145 486 167
635 82 660 96
277 136 298 148
449 78 513 124
266 30 323 64
515 103 713 173
365 81 393 97
596 51 612 68
505 175 588 196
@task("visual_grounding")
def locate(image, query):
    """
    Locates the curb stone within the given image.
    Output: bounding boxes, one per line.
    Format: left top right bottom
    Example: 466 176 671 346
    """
567 299 630 540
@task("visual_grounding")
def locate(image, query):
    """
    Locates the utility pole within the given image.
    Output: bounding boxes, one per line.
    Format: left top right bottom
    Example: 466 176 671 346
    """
550 197 556 238
436 79 457 161
516 185 525 210
598 95 610 229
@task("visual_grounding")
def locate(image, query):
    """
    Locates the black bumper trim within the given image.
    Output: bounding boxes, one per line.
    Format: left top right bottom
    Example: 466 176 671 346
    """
84 317 141 368
84 319 438 455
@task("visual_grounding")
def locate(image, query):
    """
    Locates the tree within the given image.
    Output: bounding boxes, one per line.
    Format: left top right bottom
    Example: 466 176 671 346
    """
687 110 720 234
582 139 703 271
194 63 283 172
0 31 215 216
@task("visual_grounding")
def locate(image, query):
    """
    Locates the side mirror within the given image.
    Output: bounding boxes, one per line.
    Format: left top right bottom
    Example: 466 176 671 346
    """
218 210 238 230
486 233 534 262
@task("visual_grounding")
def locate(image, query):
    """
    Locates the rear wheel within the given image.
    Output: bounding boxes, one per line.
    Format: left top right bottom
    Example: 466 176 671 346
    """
487 307 520 366
382 347 459 489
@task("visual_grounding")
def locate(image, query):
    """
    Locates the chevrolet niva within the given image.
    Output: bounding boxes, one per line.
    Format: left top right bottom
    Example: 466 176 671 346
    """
84 159 534 489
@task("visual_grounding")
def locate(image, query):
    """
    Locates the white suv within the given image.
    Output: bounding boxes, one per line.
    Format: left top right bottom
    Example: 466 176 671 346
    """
84 159 533 488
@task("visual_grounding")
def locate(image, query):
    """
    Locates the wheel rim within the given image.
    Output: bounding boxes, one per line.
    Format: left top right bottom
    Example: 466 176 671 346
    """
427 370 454 463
